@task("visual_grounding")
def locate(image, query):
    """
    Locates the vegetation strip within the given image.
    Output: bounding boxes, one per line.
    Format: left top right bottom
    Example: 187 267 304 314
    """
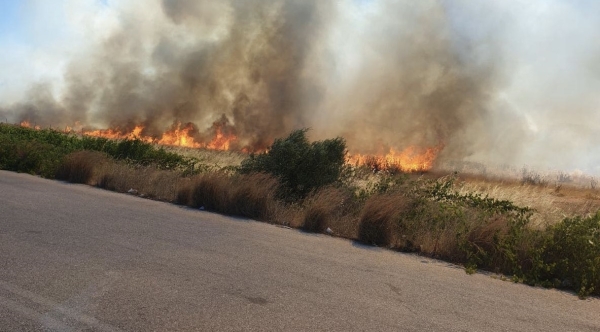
1 123 599 298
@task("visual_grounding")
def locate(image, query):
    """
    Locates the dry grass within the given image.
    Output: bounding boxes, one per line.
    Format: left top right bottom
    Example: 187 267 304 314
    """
180 172 281 221
52 150 189 202
56 151 108 184
436 160 600 226
56 148 600 237
358 193 453 257
358 194 403 246
456 177 600 227
94 161 185 201
56 152 298 227
299 186 357 235
188 173 231 211
228 173 279 220
164 146 245 170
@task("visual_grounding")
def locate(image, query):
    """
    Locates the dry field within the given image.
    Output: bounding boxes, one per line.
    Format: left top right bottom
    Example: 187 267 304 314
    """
122 146 600 229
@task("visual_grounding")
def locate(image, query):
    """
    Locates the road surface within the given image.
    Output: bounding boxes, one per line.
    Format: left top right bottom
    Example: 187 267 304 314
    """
1 170 599 331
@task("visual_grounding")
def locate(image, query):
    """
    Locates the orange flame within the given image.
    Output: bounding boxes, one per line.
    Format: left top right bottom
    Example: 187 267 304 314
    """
348 144 443 173
19 121 40 130
17 120 437 163
84 125 151 142
82 121 237 151
157 122 201 148
206 125 236 150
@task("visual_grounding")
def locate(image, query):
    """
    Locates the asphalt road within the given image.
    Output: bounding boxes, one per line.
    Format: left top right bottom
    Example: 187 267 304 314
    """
1 170 599 331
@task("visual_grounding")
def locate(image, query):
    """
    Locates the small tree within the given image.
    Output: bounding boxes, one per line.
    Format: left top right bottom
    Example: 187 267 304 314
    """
240 129 346 200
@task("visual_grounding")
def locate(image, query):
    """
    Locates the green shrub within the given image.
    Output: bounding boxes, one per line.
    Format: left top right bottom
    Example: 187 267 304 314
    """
0 139 65 177
419 177 535 275
240 129 346 200
0 124 194 174
536 213 600 297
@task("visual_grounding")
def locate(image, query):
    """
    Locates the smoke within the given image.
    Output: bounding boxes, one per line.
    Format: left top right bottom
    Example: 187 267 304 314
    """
1 0 600 172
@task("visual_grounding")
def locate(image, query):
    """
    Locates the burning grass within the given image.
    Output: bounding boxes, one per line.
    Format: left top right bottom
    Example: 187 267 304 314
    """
2 122 600 298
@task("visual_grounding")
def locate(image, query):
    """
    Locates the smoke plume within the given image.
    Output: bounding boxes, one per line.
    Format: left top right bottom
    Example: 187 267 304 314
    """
2 0 600 172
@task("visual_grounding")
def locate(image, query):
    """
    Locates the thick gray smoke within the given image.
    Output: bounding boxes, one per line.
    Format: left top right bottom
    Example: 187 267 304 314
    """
2 0 600 173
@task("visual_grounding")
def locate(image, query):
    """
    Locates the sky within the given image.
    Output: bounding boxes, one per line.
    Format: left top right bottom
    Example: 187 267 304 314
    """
1 0 600 173
0 0 109 101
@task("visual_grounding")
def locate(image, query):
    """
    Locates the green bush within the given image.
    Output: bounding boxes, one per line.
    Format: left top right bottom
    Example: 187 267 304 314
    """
0 139 65 177
0 123 194 175
535 213 600 297
239 129 346 200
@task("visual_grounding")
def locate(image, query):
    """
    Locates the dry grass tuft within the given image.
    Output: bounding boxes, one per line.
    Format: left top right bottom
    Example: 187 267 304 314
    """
189 173 231 211
94 161 184 201
182 172 280 221
358 194 405 246
299 187 345 233
300 186 354 234
175 180 193 205
56 151 107 184
228 173 279 220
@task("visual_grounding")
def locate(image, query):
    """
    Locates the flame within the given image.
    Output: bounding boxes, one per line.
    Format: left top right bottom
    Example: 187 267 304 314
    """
84 125 151 142
157 122 201 148
348 144 443 173
206 125 236 150
16 119 437 163
82 120 237 150
64 121 83 133
19 120 40 130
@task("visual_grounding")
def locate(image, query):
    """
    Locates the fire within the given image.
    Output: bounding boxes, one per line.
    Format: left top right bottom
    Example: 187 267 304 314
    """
82 120 237 151
348 144 443 173
18 117 239 151
17 119 437 164
206 125 236 150
19 121 40 130
157 122 201 148
84 125 152 143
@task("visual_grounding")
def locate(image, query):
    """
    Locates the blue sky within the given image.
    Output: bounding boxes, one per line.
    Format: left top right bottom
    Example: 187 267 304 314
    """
0 0 26 90
0 0 108 100
0 1 24 42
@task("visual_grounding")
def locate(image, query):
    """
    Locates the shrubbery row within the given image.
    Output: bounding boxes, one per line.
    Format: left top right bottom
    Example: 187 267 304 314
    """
0 123 194 178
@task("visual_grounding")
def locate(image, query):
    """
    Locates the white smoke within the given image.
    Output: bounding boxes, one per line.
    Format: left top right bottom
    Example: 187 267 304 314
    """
1 0 600 173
